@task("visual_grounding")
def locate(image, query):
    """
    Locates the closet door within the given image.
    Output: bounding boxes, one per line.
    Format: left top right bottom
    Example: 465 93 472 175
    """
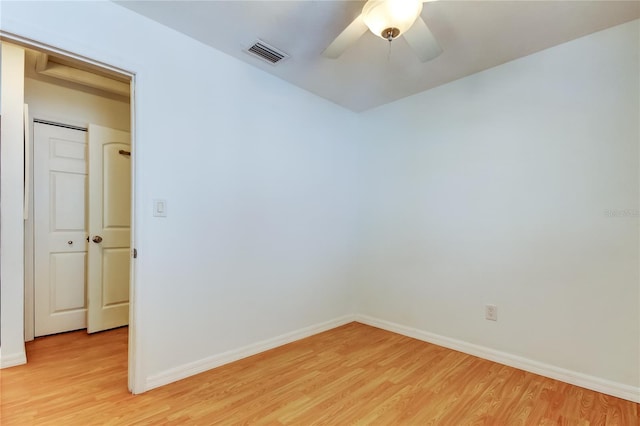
34 122 88 336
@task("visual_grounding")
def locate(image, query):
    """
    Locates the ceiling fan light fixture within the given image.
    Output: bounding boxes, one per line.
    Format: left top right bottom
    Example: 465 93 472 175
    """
362 0 423 40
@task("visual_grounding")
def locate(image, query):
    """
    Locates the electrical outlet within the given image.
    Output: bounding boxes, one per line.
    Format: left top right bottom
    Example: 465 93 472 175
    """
485 304 498 321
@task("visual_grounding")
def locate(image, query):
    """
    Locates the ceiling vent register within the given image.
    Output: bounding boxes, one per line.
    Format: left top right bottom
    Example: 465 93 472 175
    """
246 40 289 65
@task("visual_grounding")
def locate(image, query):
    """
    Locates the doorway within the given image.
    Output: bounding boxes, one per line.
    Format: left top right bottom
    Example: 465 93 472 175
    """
6 41 139 390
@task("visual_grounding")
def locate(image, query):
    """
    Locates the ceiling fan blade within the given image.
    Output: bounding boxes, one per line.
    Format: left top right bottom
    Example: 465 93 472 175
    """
322 14 368 59
403 16 442 62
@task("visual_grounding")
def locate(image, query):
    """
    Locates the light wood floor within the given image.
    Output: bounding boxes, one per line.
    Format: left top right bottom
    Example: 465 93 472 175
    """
1 323 637 425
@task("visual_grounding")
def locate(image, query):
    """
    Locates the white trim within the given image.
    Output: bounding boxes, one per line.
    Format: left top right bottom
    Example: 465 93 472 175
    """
144 315 357 392
0 350 27 369
24 107 35 343
23 104 31 221
0 30 136 77
355 314 640 403
127 76 144 395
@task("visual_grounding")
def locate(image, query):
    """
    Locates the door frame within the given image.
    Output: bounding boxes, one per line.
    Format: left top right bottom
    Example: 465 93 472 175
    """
26 116 94 342
1 31 142 394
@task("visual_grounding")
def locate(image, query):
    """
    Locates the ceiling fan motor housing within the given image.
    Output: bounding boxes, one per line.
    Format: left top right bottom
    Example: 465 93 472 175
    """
382 27 401 40
362 0 423 39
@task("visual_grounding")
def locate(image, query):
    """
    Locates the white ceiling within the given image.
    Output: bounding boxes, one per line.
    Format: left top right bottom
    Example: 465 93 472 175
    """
116 1 640 112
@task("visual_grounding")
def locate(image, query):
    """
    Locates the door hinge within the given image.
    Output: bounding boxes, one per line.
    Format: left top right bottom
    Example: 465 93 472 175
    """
132 248 137 259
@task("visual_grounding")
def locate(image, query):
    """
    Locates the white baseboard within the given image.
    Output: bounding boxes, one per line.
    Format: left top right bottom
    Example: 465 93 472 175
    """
145 314 357 391
0 350 27 369
355 314 640 403
143 313 639 403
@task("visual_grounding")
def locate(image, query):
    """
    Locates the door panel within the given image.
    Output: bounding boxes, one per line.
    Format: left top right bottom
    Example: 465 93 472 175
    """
51 253 86 311
104 143 131 227
34 123 88 337
87 124 131 333
51 172 86 230
102 248 130 306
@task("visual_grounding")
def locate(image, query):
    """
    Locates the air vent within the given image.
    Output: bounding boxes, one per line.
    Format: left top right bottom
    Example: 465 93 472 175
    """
246 40 289 65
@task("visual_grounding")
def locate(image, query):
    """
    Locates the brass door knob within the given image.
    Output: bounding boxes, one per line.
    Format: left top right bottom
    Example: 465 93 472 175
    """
92 235 103 243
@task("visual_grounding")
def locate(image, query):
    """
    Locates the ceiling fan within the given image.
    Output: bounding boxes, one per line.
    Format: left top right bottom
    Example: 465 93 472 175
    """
322 0 442 62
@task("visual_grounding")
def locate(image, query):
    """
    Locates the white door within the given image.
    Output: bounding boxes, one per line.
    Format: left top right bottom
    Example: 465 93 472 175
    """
34 123 88 337
87 124 131 333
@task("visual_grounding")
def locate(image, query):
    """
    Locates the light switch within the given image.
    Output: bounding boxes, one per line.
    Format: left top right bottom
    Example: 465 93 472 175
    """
153 199 167 217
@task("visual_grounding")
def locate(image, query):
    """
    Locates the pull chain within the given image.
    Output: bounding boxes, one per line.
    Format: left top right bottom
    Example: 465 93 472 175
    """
382 28 398 63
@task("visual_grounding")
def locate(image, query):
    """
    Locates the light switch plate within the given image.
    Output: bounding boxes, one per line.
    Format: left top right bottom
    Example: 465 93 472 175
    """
153 199 167 217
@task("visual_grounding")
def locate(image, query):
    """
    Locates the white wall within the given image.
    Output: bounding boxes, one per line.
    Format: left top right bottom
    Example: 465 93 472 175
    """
1 1 361 391
24 77 130 130
0 42 26 367
23 77 131 341
357 20 639 390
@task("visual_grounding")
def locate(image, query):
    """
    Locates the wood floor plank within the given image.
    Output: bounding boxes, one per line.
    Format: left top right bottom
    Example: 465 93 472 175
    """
1 322 638 425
